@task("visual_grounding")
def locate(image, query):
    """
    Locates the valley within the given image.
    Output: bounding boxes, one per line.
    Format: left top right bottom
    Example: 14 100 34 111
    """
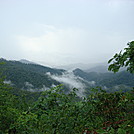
0 58 133 97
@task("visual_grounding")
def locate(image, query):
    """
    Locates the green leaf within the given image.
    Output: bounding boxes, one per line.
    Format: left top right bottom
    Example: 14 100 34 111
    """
108 58 114 64
117 128 126 134
96 129 107 133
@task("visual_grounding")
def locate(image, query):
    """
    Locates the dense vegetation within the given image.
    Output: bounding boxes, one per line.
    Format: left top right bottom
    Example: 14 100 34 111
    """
108 41 134 74
0 58 133 94
73 68 134 88
0 59 64 89
0 41 134 133
0 81 134 133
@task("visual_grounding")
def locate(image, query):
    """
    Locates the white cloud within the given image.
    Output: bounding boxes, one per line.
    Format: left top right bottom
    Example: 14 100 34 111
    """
16 25 90 65
15 22 133 67
0 0 133 66
4 80 12 85
51 72 85 89
46 71 88 97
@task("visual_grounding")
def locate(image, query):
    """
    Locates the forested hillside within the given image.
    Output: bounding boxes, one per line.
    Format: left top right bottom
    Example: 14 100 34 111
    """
0 72 134 134
0 58 133 95
0 58 64 89
73 68 134 88
0 41 134 133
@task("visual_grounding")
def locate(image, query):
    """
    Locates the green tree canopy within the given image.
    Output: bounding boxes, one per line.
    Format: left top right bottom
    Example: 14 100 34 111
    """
108 41 134 73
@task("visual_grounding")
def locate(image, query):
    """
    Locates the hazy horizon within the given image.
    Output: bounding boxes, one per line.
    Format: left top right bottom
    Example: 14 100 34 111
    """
0 0 134 66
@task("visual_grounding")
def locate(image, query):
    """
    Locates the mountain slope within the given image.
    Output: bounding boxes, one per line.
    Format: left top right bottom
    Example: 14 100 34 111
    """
0 58 65 90
73 68 134 88
19 59 36 64
0 58 133 94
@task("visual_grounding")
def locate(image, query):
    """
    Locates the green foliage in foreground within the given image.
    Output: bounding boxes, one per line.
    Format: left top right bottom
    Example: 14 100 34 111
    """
0 41 134 134
108 41 134 73
0 83 134 134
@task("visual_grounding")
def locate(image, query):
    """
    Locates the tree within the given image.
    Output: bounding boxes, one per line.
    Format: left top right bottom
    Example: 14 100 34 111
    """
108 41 134 73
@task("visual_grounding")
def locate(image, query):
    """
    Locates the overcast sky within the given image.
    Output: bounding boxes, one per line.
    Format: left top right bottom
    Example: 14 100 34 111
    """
0 0 134 66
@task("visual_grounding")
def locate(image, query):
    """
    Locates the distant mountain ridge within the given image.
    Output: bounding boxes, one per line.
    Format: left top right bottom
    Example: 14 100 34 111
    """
0 58 133 94
85 65 108 73
19 59 37 64
73 68 134 88
56 62 107 70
